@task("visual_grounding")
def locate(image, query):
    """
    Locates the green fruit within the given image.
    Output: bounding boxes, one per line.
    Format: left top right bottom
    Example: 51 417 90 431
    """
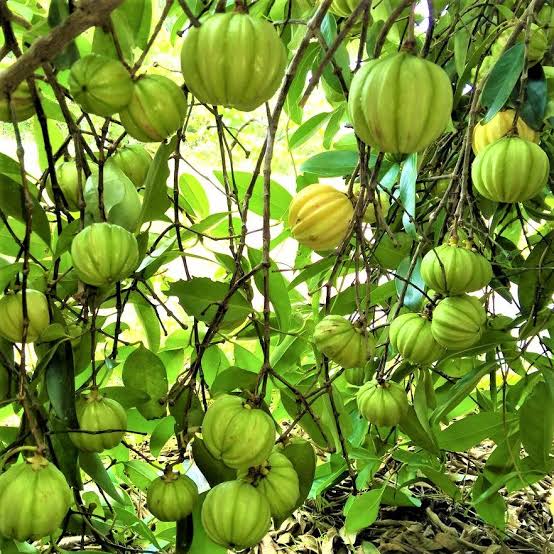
238 451 299 518
362 192 391 224
201 480 271 549
0 80 34 122
492 23 548 64
0 289 50 343
344 366 367 386
147 471 198 521
202 395 275 469
431 294 486 350
288 184 354 251
70 389 127 452
536 4 554 40
111 145 153 188
420 242 492 295
348 53 453 153
70 223 139 287
0 454 72 541
471 138 549 203
69 54 133 117
356 380 409 426
120 75 187 142
46 160 83 211
181 13 287 111
389 313 444 365
313 315 375 369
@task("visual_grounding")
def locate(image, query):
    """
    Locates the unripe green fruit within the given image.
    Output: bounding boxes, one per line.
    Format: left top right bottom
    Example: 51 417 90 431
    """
46 160 83 211
0 80 34 122
70 223 139 287
389 313 444 365
0 454 72 541
344 366 367 386
237 451 299 518
314 315 375 369
356 380 409 426
356 191 390 224
492 23 548 64
202 395 275 469
147 471 199 521
431 294 486 350
288 184 354 251
69 54 133 117
420 242 493 295
0 289 50 343
181 13 287 111
120 75 187 142
111 145 153 188
70 390 127 452
471 138 549 203
201 480 271 549
348 53 453 153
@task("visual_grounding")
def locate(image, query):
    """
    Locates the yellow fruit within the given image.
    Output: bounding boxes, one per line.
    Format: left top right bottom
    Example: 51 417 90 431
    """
288 184 353 250
472 110 539 154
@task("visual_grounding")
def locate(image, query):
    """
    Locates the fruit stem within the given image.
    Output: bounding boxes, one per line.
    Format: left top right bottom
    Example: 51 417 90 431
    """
234 0 248 13
0 445 38 470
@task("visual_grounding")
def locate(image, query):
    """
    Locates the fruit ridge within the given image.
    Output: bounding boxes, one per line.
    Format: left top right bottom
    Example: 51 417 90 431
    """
356 380 409 426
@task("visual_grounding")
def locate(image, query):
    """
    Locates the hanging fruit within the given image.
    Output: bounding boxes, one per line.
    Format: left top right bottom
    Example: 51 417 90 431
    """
357 380 409 426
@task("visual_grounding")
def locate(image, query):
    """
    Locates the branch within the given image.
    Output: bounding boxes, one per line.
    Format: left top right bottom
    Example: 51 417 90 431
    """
0 0 125 94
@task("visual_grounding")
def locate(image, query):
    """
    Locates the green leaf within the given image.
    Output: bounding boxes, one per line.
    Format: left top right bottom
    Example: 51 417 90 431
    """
166 277 252 330
150 416 176 457
285 43 319 124
480 43 525 122
327 280 396 316
398 154 417 238
169 385 204 433
92 10 134 63
472 475 506 530
179 173 210 220
101 386 150 409
191 438 236 487
122 345 168 419
344 488 383 533
517 230 554 315
123 460 159 492
248 248 291 333
520 65 548 130
213 170 291 221
454 28 469 78
323 106 345 149
0 177 51 247
519 381 554 467
300 150 359 177
399 406 440 455
439 412 518 452
395 257 423 310
281 438 316 511
210 366 258 395
79 452 125 504
138 138 175 226
289 112 331 149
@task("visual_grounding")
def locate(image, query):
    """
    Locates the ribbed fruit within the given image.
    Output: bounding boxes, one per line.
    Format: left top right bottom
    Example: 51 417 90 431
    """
70 223 139 287
0 81 34 122
356 380 409 426
0 289 50 343
472 110 539 154
181 13 286 111
238 451 299 518
147 471 198 521
0 454 72 541
431 294 487 350
70 389 127 452
111 145 153 188
348 52 453 153
471 138 549 203
69 54 133 117
288 184 354 250
120 75 187 142
313 315 374 369
202 395 275 469
344 366 367 386
492 23 548 64
389 313 444 365
201 480 271 549
420 242 492 295
46 160 83 211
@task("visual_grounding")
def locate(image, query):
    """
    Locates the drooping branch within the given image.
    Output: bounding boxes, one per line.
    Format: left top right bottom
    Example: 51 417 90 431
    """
0 0 125 94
